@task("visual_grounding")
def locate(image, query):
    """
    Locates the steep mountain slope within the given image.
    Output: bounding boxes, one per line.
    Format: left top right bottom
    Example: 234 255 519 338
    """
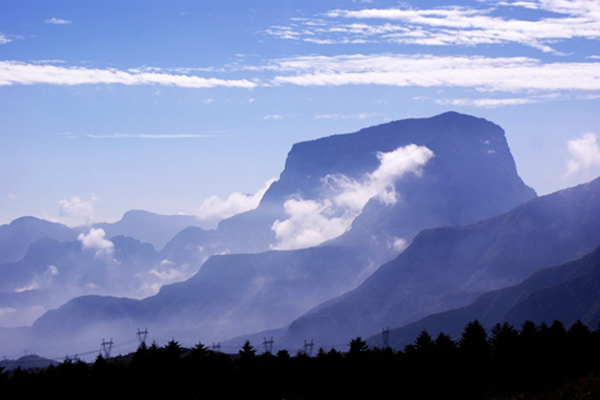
374 242 600 350
213 111 535 257
0 112 538 356
280 177 600 348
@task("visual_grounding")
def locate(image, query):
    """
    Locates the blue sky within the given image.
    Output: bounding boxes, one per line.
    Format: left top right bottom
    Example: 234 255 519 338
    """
1 0 600 228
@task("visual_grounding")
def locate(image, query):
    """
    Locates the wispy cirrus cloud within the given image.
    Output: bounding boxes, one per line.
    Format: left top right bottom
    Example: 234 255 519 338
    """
3 53 600 98
315 112 379 120
87 133 215 139
267 0 600 54
0 33 23 44
0 61 257 89
435 97 538 108
45 18 72 25
266 54 600 93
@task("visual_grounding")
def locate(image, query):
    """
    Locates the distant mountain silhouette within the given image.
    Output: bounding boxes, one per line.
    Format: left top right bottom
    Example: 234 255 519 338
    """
277 177 600 348
214 111 536 259
372 241 600 350
0 112 542 356
0 217 77 265
93 210 208 251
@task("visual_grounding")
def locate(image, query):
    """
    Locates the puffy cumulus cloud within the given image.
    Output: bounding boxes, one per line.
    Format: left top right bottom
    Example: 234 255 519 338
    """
389 237 408 252
272 198 352 250
195 179 276 222
270 0 600 54
78 228 114 258
565 132 600 177
271 145 434 250
0 61 257 89
58 195 97 226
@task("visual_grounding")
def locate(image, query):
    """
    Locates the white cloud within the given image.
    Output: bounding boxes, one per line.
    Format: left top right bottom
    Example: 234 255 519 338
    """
271 144 434 250
0 307 16 316
435 97 538 108
565 132 600 177
15 282 39 293
268 54 600 92
87 133 214 139
315 112 376 120
46 265 59 276
45 18 72 25
389 237 408 252
0 61 257 89
0 34 11 44
195 179 276 222
149 268 186 282
78 228 114 258
270 1 600 54
58 195 97 226
15 265 59 293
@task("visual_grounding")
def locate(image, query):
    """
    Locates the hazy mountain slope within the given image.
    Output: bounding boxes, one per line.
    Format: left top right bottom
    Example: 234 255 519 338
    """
281 177 600 348
373 243 600 350
93 210 209 251
0 112 539 355
0 234 165 327
0 217 77 265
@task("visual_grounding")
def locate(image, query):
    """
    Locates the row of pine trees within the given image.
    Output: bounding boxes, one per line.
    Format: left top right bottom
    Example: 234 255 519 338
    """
2 319 600 399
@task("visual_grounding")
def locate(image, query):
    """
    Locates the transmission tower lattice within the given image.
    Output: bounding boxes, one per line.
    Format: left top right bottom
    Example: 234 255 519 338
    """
381 327 390 348
101 338 114 359
211 342 221 353
303 339 314 357
137 328 149 347
263 337 274 354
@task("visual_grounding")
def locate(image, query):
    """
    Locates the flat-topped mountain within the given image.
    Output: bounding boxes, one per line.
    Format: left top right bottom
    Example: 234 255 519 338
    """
215 111 536 258
0 112 542 357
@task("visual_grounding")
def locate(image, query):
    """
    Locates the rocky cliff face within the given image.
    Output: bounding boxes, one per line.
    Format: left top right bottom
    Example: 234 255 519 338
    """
215 111 536 257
